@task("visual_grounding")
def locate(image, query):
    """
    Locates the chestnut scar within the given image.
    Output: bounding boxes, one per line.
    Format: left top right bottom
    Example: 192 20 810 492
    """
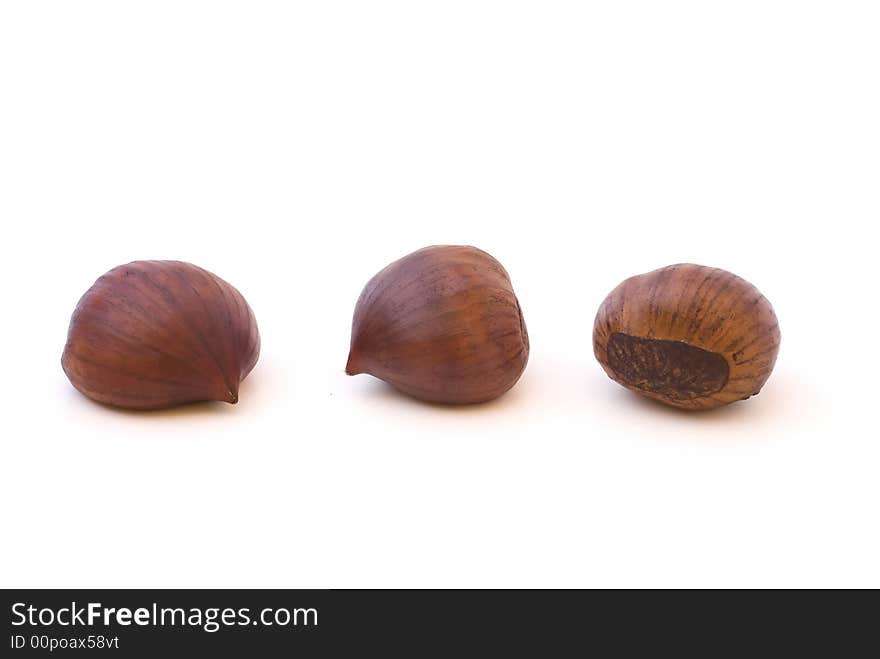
606 332 729 401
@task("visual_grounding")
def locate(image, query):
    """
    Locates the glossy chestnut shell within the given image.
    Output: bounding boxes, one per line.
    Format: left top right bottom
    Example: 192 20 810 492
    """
593 263 780 410
346 245 529 404
62 260 260 410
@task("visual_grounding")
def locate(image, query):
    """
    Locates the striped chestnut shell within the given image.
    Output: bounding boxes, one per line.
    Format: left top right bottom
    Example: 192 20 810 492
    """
593 263 780 410
346 245 529 404
62 260 260 410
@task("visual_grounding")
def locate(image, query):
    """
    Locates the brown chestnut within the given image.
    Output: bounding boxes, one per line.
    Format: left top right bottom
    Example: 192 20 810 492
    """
346 245 529 404
62 260 260 410
593 263 780 410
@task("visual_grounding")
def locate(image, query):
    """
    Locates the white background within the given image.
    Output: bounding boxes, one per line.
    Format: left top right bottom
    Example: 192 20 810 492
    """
1 1 877 588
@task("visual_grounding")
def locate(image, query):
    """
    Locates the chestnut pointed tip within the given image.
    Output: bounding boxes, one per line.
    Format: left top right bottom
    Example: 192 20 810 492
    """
345 351 362 376
220 381 239 404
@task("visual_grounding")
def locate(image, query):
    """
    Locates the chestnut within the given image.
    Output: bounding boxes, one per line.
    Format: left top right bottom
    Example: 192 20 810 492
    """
346 245 529 404
62 260 260 410
593 263 780 410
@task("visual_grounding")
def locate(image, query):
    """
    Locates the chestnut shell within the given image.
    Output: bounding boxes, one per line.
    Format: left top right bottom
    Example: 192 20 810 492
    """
346 245 530 404
62 260 260 410
593 263 780 410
